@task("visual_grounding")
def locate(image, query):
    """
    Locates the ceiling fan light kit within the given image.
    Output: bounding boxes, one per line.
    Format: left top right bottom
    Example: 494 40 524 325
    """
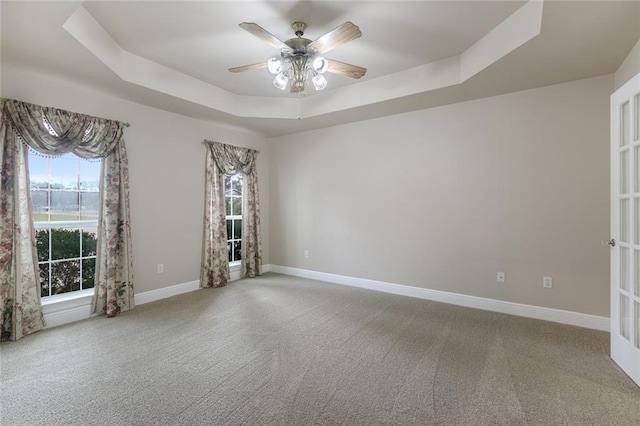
230 21 367 94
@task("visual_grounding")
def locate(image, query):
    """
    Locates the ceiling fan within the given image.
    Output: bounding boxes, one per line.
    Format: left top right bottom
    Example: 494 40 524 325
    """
229 21 367 93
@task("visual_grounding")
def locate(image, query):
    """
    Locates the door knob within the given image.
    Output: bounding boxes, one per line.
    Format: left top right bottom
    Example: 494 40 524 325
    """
601 238 616 247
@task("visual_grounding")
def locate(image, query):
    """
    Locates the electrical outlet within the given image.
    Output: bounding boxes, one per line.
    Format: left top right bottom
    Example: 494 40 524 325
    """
497 271 505 283
304 250 309 258
543 276 553 288
157 263 164 274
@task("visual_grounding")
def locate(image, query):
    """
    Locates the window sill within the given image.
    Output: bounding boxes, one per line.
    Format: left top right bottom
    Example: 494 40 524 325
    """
40 289 95 329
41 288 94 306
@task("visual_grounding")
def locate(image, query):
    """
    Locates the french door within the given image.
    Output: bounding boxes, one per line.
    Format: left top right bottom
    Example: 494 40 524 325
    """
611 71 640 386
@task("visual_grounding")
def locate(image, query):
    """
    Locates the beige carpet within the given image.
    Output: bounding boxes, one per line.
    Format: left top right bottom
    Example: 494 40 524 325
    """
1 273 639 425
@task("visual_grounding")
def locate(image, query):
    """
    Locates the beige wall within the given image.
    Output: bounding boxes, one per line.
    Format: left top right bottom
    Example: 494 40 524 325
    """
615 38 640 90
1 66 270 294
269 75 613 317
1 65 615 317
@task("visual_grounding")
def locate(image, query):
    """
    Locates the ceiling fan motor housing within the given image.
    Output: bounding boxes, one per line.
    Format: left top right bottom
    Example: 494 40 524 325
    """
284 37 312 56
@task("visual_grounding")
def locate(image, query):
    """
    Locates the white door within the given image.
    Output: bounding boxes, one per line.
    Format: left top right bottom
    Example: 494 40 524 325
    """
611 72 640 386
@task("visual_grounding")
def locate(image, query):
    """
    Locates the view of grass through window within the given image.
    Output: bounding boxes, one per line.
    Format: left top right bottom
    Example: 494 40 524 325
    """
29 151 101 297
225 174 242 263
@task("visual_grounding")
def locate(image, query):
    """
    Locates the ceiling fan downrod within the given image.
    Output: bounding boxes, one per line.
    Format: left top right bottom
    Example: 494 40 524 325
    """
291 22 306 37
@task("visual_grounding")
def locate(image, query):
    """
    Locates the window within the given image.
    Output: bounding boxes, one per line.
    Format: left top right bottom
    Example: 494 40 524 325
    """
225 174 242 264
29 152 101 297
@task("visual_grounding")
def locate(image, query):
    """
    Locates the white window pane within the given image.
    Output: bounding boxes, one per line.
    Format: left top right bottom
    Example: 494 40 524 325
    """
232 197 242 216
79 159 100 186
31 190 49 220
233 241 242 261
620 294 630 340
81 229 97 257
636 198 640 244
621 101 629 147
49 153 78 188
234 219 242 240
50 259 80 295
621 150 629 194
80 192 99 220
82 258 96 290
232 177 242 195
635 301 640 349
635 147 640 193
51 191 80 219
620 199 629 243
621 247 629 291
39 263 50 298
28 154 49 186
634 94 639 142
635 250 640 297
225 176 232 195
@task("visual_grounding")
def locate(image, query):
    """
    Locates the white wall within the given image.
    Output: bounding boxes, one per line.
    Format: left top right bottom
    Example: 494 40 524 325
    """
1 66 270 294
615 38 640 89
269 75 613 317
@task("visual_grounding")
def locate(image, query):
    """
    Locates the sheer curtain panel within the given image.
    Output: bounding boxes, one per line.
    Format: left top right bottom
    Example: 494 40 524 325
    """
201 140 262 288
0 99 133 340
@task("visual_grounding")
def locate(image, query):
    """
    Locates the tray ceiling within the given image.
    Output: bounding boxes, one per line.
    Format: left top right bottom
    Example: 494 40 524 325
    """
1 1 639 137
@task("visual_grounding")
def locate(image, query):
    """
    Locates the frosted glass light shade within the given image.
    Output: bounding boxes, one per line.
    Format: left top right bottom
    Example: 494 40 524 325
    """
267 58 283 75
312 56 328 74
273 73 289 90
312 74 327 91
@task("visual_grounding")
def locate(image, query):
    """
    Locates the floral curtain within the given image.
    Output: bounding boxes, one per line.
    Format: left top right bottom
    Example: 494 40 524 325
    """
0 107 44 341
91 140 134 317
201 140 262 288
0 98 133 340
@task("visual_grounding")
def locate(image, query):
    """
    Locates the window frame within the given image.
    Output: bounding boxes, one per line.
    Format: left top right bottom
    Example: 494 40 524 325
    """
29 152 100 298
225 173 243 266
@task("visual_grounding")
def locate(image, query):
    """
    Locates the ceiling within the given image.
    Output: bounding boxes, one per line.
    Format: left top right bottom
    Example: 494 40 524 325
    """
1 1 639 138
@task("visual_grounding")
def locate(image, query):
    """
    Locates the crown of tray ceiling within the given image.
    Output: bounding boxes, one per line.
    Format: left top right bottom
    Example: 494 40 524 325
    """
2 1 639 137
61 1 542 120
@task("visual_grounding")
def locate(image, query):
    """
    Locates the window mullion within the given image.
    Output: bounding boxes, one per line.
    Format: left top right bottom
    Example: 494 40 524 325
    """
77 157 83 290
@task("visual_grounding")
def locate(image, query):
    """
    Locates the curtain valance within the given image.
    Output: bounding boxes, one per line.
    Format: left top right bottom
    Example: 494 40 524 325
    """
1 98 126 159
205 140 258 176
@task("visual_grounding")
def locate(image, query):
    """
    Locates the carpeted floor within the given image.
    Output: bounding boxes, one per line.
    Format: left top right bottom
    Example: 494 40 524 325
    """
1 273 639 425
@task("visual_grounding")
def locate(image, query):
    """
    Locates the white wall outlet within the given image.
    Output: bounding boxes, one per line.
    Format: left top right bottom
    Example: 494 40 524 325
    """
304 250 309 258
157 263 164 274
543 276 553 288
497 271 505 283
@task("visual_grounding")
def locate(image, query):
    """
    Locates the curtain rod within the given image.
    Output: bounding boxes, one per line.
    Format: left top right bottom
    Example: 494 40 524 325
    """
202 140 259 153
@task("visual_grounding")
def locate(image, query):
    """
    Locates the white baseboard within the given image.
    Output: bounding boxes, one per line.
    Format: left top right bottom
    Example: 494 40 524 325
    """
134 280 201 305
268 265 610 331
41 265 272 329
42 263 605 333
